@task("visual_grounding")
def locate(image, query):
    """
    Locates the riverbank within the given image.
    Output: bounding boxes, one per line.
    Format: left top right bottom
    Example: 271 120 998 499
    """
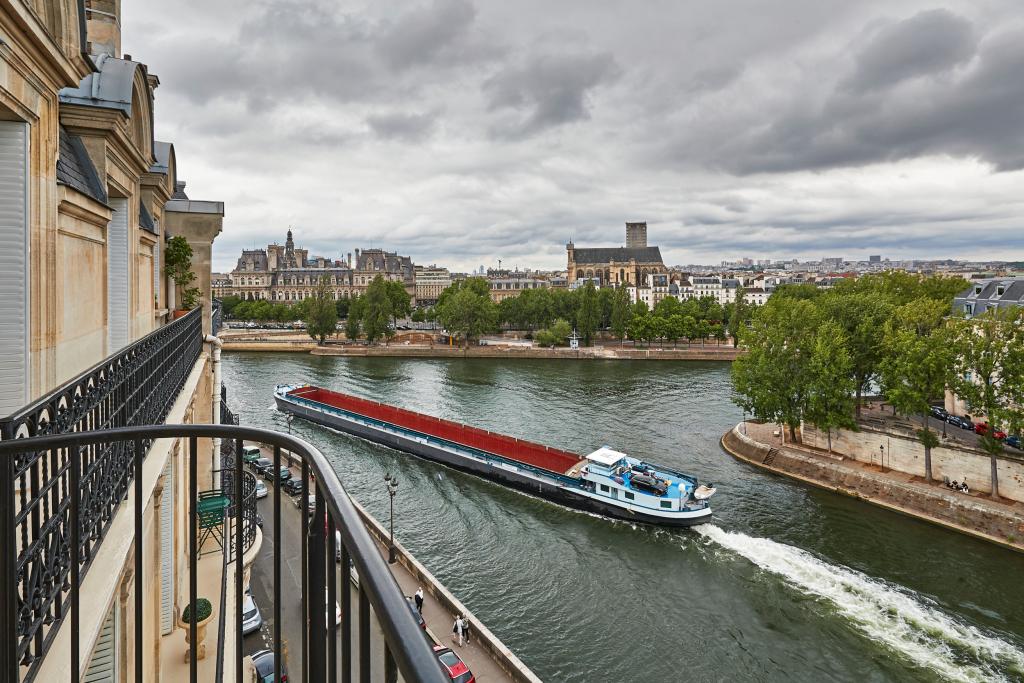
222 339 743 360
721 422 1024 553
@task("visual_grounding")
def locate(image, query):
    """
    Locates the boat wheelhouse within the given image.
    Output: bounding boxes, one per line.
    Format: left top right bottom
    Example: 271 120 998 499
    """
274 384 714 527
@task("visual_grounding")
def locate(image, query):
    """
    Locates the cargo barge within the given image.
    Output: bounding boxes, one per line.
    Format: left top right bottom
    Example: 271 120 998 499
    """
274 384 714 527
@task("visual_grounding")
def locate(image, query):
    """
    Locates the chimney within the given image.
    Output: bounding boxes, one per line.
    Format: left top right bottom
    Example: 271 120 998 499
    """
85 0 121 58
347 252 352 268
173 181 188 199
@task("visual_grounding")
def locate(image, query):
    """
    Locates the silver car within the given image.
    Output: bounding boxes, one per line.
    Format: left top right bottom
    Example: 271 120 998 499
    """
242 592 262 635
254 479 268 500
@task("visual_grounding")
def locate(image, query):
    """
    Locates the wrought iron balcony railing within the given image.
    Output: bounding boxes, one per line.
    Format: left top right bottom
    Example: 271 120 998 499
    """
0 308 204 681
0 425 448 683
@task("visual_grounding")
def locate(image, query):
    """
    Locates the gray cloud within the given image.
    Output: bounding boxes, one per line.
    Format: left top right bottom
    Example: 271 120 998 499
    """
483 51 619 138
124 1 1024 272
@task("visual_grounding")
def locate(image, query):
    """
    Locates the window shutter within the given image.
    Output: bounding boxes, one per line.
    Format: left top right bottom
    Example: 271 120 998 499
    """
83 601 119 682
0 121 29 416
107 198 129 352
159 457 175 634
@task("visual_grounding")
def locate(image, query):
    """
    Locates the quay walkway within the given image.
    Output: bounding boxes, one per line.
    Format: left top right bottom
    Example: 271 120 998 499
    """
246 445 539 682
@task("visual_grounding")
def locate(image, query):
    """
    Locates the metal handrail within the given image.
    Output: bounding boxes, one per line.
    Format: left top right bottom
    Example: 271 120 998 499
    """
0 424 448 683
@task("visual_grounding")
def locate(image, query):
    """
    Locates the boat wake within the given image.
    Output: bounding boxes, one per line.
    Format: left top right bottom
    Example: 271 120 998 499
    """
694 524 1024 682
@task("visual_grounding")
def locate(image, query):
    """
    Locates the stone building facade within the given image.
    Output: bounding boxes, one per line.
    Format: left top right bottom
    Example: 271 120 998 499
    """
414 265 451 306
1 1 227 681
226 230 416 303
566 222 667 287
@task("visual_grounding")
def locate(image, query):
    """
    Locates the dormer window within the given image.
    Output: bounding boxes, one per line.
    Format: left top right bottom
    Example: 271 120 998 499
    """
996 286 1005 297
974 286 983 295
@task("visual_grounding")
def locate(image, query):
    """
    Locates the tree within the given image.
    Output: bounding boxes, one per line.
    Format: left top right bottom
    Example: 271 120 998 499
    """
576 283 601 346
346 295 365 341
164 235 201 310
805 321 857 452
334 296 351 320
304 276 339 345
732 298 821 442
695 319 711 346
536 319 573 347
384 280 412 327
952 307 1024 498
627 310 650 346
665 314 685 347
609 286 632 344
410 308 425 323
819 292 894 417
878 299 954 482
435 287 497 347
362 276 393 344
220 295 242 316
727 287 751 347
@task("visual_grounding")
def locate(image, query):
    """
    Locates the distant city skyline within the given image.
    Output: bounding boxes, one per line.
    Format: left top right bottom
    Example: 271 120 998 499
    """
127 1 1024 273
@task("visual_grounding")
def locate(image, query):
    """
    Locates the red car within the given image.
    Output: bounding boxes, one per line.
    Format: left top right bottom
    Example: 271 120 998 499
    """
432 646 474 683
974 423 1007 440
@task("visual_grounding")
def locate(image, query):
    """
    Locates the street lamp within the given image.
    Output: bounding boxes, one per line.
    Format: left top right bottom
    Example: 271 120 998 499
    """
384 472 399 563
879 444 885 471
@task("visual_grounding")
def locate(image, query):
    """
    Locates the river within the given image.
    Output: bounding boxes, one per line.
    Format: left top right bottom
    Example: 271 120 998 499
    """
222 353 1024 682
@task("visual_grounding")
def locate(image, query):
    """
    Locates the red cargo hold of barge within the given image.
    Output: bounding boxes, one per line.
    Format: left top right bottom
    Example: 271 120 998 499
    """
288 385 584 475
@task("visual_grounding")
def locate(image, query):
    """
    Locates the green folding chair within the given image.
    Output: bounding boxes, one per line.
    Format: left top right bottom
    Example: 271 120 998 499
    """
196 491 230 557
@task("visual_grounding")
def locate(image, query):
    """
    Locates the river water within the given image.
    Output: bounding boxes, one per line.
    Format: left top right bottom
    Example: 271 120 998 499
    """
222 353 1024 682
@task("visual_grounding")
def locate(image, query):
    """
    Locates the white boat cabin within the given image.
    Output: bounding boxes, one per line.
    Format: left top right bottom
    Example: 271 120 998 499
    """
580 447 689 512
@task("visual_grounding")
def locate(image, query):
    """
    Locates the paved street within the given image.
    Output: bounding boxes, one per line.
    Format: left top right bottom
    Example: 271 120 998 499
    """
860 401 1023 454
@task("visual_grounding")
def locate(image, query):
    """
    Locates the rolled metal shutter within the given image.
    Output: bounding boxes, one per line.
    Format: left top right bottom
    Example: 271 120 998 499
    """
0 121 29 416
83 601 118 682
159 457 175 634
107 198 129 352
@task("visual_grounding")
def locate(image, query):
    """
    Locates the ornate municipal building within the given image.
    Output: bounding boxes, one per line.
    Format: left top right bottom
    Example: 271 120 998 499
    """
567 221 667 287
224 229 416 302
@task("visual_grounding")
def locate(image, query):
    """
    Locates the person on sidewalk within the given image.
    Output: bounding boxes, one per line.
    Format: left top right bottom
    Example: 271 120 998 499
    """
452 615 464 646
414 587 424 614
462 616 471 644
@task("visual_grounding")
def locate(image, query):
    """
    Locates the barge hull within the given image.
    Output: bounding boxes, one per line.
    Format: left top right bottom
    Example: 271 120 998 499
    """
276 395 712 528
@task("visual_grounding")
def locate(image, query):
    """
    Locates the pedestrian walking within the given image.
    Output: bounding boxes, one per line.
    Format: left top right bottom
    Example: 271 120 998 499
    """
462 616 471 644
452 615 464 646
414 587 424 614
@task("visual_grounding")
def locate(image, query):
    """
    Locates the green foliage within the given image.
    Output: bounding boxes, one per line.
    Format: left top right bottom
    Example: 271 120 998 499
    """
819 292 894 413
362 276 394 344
535 318 573 347
384 280 412 324
164 235 201 309
805 321 857 450
610 286 632 342
346 295 365 341
304 276 338 344
220 295 242 315
435 280 497 347
410 308 425 323
182 598 212 623
732 297 821 441
334 296 350 320
576 283 600 345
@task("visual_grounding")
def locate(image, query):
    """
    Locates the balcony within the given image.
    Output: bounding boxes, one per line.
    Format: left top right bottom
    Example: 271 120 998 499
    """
0 309 446 682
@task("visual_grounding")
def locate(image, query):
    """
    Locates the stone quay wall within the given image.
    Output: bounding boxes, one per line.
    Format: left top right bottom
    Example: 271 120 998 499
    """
802 424 1024 504
722 426 1024 552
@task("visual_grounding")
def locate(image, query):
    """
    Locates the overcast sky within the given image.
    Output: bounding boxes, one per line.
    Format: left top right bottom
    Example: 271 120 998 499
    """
126 0 1024 273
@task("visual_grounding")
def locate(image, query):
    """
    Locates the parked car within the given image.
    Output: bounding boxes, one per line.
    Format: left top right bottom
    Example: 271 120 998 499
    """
945 415 973 430
432 646 474 683
929 405 948 420
254 457 274 476
326 590 342 627
281 478 303 496
404 595 426 631
242 591 263 635
1006 435 1021 450
250 649 287 682
974 422 1007 440
254 479 268 500
241 446 262 465
276 466 292 482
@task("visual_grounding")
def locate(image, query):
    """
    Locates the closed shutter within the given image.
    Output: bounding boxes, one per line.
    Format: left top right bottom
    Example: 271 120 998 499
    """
0 121 29 416
153 238 161 306
159 457 175 634
83 601 118 682
107 197 129 352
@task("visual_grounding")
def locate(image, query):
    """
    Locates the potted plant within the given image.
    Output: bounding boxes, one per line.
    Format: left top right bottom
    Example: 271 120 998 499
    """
165 235 201 317
179 597 214 661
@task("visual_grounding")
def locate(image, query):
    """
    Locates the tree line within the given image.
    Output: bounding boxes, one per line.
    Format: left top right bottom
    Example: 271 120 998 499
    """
731 272 1024 498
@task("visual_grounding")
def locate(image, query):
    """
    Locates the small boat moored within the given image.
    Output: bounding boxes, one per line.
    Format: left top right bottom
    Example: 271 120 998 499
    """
274 384 714 527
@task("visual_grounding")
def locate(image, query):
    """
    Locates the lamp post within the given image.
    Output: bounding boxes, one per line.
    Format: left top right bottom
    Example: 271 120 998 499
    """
384 473 399 563
879 444 885 471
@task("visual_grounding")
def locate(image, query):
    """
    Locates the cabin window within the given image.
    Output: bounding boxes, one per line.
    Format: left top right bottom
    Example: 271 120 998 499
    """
661 501 672 509
624 492 634 501
599 484 609 493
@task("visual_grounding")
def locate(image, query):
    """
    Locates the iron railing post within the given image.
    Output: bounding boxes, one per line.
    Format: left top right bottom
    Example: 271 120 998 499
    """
309 485 327 682
0 452 18 681
234 438 244 683
134 437 144 683
189 436 198 683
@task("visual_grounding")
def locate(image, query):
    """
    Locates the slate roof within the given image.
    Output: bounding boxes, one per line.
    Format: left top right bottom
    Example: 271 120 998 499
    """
139 202 156 234
955 278 1024 315
571 246 663 264
56 127 107 204
59 55 141 115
